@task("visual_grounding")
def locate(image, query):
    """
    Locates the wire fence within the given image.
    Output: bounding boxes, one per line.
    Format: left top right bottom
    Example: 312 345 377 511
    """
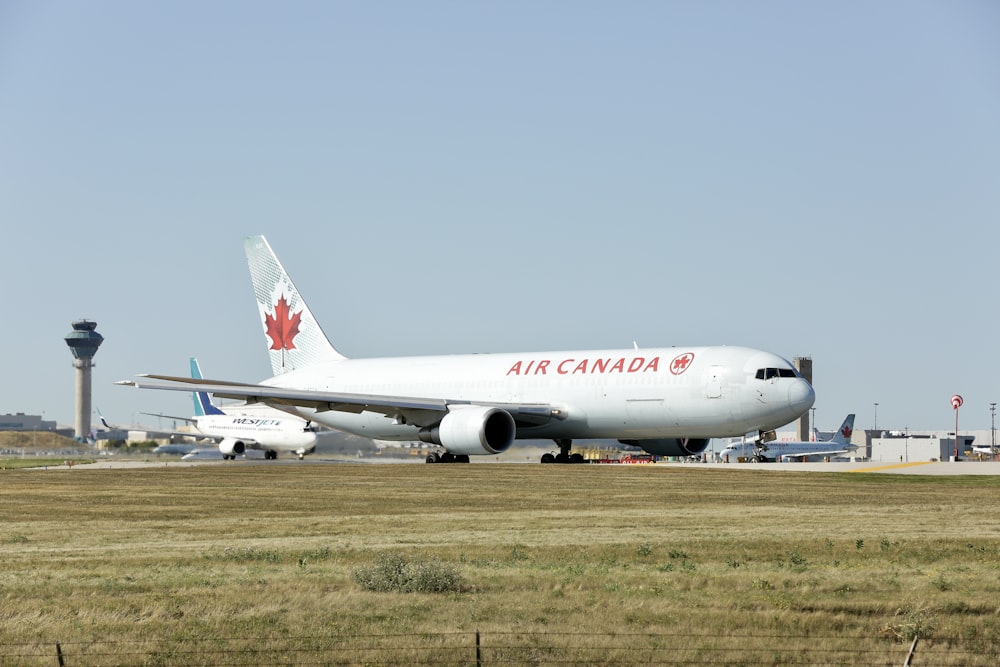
2 631 997 666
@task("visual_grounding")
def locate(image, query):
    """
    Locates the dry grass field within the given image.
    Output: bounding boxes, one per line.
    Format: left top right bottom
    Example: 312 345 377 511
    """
1 463 999 665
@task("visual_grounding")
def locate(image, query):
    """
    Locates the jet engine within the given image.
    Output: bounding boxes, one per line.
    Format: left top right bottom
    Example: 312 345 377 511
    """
219 438 246 457
619 438 710 457
419 406 516 456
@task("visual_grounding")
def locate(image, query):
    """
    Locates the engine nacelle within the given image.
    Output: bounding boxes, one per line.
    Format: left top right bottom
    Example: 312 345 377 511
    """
219 438 246 456
619 438 710 457
419 406 516 456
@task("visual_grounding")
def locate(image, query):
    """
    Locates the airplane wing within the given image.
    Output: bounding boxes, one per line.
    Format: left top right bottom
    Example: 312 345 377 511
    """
141 411 196 424
117 375 563 428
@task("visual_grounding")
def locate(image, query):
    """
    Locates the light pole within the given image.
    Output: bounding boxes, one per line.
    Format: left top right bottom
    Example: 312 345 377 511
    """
873 403 879 433
810 407 816 441
951 395 963 460
991 403 997 456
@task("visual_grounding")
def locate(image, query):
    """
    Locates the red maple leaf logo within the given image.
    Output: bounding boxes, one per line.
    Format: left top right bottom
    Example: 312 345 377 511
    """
264 294 302 351
841 426 853 439
669 352 695 375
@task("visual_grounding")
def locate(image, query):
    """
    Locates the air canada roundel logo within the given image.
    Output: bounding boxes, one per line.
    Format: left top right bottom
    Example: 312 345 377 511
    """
841 425 852 439
264 293 302 351
669 352 695 375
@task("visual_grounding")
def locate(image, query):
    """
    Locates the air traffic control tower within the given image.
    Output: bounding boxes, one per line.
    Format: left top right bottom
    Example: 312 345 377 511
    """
64 319 104 440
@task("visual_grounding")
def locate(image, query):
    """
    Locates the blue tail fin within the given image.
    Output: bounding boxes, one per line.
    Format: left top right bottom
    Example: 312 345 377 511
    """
190 357 225 416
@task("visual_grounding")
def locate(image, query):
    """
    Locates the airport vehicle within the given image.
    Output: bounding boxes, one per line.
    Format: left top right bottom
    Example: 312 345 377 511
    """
145 358 320 460
719 414 855 462
119 235 814 464
181 447 265 461
971 444 997 457
151 442 201 456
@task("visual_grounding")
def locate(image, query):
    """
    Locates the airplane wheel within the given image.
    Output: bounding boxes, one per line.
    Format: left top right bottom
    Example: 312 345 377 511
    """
570 453 585 464
541 453 555 464
426 452 441 464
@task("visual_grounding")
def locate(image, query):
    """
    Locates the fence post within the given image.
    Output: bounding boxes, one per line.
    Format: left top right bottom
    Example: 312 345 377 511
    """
55 643 65 667
476 628 481 667
903 636 918 666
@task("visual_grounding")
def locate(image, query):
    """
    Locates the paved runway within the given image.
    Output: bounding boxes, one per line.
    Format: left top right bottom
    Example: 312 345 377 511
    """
662 460 1000 475
34 457 1000 475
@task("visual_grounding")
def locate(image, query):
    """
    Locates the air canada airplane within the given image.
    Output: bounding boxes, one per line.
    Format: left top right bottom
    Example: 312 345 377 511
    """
118 235 815 464
145 358 320 460
719 413 856 463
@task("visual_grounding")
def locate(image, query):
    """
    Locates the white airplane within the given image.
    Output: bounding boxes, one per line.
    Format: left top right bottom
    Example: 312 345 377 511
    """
118 235 815 464
719 413 855 463
146 357 320 460
97 408 199 453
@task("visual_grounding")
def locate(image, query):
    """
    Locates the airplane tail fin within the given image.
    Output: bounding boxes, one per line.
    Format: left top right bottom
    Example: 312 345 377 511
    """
244 235 346 375
97 408 112 430
190 357 225 416
831 414 856 445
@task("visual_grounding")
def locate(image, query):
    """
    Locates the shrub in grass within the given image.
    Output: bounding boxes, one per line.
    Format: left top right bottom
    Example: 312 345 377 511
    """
221 546 282 563
352 552 465 593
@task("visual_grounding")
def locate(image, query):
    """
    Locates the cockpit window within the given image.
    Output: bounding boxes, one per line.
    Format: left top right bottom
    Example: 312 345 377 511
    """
755 367 798 380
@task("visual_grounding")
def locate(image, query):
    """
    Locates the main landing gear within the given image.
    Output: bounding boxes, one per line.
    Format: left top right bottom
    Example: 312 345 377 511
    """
540 438 585 464
425 451 471 464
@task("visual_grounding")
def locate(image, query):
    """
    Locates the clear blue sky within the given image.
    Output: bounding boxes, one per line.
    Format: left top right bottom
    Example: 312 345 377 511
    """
2 1 998 433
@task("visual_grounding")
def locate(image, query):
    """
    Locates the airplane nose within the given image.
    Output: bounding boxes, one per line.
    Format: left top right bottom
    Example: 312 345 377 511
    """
788 379 815 415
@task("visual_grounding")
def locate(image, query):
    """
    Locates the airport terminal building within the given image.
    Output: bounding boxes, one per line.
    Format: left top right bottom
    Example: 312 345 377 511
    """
0 412 59 432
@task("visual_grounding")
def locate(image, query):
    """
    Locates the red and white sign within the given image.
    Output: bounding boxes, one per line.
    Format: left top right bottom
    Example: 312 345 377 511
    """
951 394 964 410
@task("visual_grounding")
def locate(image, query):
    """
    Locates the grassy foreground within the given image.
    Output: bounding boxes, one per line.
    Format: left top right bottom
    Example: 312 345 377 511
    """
1 464 999 665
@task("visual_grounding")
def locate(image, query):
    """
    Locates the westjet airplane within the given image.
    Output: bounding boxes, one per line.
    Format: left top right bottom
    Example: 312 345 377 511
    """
119 235 814 464
146 358 320 460
719 414 855 462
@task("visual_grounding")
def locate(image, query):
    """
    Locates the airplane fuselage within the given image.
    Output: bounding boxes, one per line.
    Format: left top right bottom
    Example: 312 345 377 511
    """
719 440 850 463
263 345 813 442
194 414 317 450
